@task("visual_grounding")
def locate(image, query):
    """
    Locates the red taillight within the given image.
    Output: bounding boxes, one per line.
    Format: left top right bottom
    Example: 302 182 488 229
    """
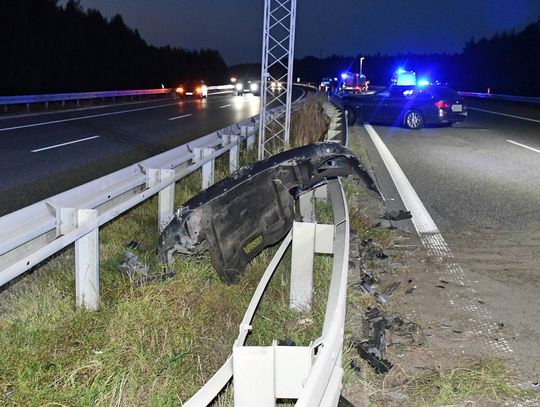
195 87 202 94
434 100 449 109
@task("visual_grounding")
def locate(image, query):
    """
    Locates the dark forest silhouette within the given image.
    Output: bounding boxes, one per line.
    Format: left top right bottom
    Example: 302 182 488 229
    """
1 1 539 96
0 0 229 95
234 17 540 97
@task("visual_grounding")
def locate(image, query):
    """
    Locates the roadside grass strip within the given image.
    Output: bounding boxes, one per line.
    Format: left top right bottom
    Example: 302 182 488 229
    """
0 96 332 406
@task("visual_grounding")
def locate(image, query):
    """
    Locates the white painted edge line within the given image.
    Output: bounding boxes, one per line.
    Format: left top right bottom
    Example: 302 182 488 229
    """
469 107 540 124
363 124 439 235
31 135 100 153
168 113 192 121
219 104 232 109
0 101 180 132
507 139 540 154
364 123 513 353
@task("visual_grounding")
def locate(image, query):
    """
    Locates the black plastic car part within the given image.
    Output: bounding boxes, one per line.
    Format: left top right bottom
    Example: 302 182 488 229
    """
157 142 379 283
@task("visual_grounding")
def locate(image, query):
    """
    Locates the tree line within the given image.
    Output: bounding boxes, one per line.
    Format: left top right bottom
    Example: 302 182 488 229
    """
1 1 538 97
0 0 229 96
233 17 540 96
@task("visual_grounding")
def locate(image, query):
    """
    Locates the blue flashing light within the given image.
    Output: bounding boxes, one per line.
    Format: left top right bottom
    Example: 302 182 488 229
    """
396 68 406 74
417 78 430 87
341 72 349 79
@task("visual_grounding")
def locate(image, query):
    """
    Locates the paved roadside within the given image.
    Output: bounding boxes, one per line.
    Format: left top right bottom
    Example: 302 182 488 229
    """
342 123 539 406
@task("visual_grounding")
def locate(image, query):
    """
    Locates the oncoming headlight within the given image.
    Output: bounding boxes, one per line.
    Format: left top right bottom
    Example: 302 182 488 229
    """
236 83 243 91
250 83 258 92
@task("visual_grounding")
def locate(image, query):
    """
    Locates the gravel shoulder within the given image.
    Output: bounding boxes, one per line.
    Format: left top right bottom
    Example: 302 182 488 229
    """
341 125 540 406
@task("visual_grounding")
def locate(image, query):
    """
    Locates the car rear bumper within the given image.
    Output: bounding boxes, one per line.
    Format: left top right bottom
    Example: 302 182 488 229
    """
427 109 468 124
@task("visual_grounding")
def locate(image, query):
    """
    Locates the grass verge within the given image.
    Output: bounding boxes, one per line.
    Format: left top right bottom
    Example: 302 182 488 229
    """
0 95 335 406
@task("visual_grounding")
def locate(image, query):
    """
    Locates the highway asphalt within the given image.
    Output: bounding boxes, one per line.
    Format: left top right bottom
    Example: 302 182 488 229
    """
0 89 303 215
357 98 540 232
353 98 540 375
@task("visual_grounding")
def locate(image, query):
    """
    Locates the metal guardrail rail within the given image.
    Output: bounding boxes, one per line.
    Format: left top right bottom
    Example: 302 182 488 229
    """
458 91 540 104
184 179 349 407
1 90 351 405
0 118 256 296
0 85 236 110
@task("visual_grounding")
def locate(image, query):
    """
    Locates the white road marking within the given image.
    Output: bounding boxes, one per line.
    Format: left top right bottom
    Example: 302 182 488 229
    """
0 101 180 132
31 135 100 153
469 107 540 123
507 139 540 154
168 114 192 121
219 104 231 109
364 123 513 354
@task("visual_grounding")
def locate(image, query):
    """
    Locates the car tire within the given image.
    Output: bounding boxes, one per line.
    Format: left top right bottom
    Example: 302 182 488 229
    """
345 107 356 125
404 110 424 129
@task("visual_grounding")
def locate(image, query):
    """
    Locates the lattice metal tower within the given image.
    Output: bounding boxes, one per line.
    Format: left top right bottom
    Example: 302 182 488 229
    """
258 0 297 160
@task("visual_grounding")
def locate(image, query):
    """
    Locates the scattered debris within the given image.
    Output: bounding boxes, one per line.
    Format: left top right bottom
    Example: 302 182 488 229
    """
126 240 140 250
383 210 412 221
118 251 150 278
350 337 393 374
117 251 175 286
338 395 357 407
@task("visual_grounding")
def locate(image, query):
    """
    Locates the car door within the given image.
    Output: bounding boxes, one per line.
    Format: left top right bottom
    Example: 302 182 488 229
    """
384 88 409 124
359 91 389 123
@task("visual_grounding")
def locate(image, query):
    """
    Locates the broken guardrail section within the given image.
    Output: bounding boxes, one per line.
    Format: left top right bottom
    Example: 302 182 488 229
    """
157 141 379 283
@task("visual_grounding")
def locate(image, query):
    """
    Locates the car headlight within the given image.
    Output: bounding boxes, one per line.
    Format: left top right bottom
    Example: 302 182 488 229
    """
250 83 258 92
236 83 243 91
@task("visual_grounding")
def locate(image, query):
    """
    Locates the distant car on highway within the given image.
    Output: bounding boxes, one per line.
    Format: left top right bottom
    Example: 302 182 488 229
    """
175 80 208 99
235 79 260 96
334 85 467 129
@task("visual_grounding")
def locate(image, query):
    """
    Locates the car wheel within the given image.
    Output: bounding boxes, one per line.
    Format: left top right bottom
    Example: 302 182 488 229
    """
404 110 424 129
345 107 356 125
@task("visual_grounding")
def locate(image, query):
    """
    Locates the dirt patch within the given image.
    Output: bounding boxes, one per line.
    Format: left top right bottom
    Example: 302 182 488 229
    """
341 166 540 406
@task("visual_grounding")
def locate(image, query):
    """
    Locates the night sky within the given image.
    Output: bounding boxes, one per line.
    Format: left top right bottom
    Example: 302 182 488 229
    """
72 0 540 65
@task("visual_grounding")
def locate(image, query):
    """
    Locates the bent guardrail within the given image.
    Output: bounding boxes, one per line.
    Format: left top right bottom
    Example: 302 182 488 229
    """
183 179 349 407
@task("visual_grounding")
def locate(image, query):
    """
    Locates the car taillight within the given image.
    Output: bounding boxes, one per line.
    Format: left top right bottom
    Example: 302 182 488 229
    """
196 87 202 94
176 87 184 94
434 101 449 109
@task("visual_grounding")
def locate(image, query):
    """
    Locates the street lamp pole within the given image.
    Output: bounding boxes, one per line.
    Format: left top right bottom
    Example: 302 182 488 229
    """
359 57 365 76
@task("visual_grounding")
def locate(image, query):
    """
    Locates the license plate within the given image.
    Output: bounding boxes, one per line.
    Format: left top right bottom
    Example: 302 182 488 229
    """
452 104 463 112
186 92 193 96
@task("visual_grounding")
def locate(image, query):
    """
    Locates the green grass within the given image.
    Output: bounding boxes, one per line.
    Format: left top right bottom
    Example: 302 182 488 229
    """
408 358 533 406
0 99 339 406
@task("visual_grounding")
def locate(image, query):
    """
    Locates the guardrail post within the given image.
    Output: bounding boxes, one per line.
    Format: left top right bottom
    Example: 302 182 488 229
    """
233 340 311 406
290 219 316 311
223 135 240 173
74 208 99 311
194 148 215 189
147 168 176 232
241 125 256 151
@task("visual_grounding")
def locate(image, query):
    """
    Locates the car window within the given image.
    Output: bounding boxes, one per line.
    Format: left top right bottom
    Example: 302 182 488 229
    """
430 86 457 99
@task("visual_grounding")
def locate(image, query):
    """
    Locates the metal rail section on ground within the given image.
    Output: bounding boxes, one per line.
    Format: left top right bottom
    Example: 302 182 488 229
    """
184 101 348 406
0 90 352 405
0 85 236 111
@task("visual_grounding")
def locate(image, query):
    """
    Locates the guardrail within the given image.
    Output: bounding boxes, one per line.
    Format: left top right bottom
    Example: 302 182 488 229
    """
184 179 349 406
459 91 540 104
0 117 257 302
0 91 351 405
0 85 236 112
